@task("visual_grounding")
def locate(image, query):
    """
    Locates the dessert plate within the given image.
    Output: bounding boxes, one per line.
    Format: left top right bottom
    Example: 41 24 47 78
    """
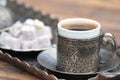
0 0 58 54
37 46 120 80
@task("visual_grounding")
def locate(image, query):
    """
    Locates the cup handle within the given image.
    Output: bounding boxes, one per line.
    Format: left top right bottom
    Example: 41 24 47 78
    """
101 33 116 51
99 33 117 64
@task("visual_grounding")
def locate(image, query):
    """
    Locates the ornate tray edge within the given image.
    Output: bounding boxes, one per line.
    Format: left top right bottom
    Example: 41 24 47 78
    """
0 52 58 80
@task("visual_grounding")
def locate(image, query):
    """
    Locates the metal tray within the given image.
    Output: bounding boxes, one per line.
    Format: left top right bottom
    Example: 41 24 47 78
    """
0 0 62 79
0 52 58 80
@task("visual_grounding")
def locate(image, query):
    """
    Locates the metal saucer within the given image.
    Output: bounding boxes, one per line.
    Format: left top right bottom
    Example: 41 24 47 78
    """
37 46 120 80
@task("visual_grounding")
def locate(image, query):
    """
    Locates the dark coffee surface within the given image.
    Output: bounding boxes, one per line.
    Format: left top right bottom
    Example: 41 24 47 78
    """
61 22 97 31
67 25 93 31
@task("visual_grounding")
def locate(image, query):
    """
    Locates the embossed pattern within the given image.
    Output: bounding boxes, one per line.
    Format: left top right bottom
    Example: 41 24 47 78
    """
57 35 100 73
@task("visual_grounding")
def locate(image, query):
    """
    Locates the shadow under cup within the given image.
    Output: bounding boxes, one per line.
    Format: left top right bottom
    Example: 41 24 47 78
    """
57 18 116 73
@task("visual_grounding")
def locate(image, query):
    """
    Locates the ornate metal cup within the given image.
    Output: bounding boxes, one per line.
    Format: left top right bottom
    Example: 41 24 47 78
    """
57 18 116 73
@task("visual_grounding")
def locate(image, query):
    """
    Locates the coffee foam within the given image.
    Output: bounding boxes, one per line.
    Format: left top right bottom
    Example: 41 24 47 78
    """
60 21 97 30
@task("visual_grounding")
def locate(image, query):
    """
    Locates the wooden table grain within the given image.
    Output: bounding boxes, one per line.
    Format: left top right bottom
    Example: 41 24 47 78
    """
20 0 120 45
0 59 40 80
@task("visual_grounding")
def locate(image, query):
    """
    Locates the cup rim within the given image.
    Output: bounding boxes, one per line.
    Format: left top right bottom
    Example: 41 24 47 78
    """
58 18 101 33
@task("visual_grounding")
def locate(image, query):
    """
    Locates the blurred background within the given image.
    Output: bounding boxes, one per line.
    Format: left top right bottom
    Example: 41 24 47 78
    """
0 0 119 45
20 0 120 45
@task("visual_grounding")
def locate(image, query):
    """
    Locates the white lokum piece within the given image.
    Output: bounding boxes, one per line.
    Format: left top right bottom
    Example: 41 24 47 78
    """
9 21 22 37
0 32 21 49
21 40 33 50
37 35 51 48
10 37 21 50
36 26 52 39
24 19 34 26
34 19 44 28
21 39 40 50
19 25 37 40
0 32 11 46
0 19 53 51
31 39 41 50
41 26 52 39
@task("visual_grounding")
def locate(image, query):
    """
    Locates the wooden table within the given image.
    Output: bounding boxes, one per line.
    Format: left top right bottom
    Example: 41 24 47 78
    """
0 59 40 80
20 0 120 45
0 52 58 80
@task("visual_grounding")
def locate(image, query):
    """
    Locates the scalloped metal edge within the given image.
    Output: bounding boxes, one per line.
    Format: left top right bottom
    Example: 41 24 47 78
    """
16 0 60 21
0 52 58 80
